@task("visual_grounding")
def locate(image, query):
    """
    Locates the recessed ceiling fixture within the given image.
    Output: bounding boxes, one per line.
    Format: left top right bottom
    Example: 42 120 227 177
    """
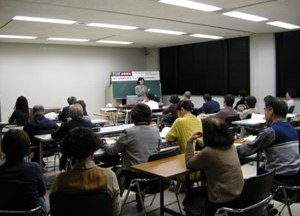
145 28 185 35
87 23 138 30
267 21 300 29
159 0 221 12
190 33 223 39
47 37 89 42
13 16 76 24
0 35 37 39
96 40 133 45
223 11 268 22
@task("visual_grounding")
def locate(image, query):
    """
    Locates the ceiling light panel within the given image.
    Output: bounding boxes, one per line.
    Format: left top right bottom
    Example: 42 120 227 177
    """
47 37 89 42
145 28 186 35
223 11 268 22
190 33 223 39
0 35 37 39
96 40 133 45
159 0 221 12
87 23 138 30
13 16 76 24
266 21 300 30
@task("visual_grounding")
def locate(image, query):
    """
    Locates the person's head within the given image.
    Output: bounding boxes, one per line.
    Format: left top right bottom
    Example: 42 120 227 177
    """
169 95 180 104
131 103 152 125
176 100 194 117
286 88 296 99
245 96 257 109
264 97 288 124
75 100 88 115
67 96 77 105
237 89 247 100
203 93 212 102
15 96 29 112
61 127 100 161
183 91 191 100
145 91 155 101
32 105 45 116
202 118 234 148
223 94 235 107
69 103 84 119
2 130 30 162
137 77 145 85
264 95 274 104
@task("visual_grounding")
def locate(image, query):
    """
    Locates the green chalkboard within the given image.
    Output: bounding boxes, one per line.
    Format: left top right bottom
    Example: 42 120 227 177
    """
112 80 161 99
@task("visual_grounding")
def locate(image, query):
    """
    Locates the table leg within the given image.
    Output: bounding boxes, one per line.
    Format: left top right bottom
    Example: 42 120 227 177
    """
160 178 164 216
39 141 43 167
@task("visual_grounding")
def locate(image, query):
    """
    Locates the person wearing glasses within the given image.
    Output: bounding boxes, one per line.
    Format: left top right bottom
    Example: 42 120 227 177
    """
237 97 300 189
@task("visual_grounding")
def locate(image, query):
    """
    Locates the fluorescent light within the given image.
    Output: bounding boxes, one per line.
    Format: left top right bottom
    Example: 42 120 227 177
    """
87 23 138 30
96 40 133 45
145 28 185 35
13 16 76 24
223 11 268 22
0 35 37 39
190 33 223 40
159 0 221 12
47 37 89 42
267 21 300 30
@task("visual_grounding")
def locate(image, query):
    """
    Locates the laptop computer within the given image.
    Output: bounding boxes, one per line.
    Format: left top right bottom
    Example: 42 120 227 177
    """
126 95 138 106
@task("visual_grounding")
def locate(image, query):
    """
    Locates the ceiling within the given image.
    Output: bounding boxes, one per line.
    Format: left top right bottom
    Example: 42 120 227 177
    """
0 0 299 48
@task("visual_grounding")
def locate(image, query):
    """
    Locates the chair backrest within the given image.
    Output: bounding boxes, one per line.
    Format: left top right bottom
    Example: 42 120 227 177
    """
0 180 41 215
145 148 179 194
225 115 240 127
148 148 179 162
50 190 112 216
230 170 275 215
288 105 295 114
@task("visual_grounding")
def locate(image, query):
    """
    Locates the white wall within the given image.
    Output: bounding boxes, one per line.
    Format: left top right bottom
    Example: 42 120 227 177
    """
0 43 146 121
250 34 276 112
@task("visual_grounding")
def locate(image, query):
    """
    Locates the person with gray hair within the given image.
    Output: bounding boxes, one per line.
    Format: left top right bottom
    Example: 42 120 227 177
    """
52 103 93 170
58 96 77 122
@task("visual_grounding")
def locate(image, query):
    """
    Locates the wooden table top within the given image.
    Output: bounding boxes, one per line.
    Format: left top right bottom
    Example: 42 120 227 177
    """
132 154 190 179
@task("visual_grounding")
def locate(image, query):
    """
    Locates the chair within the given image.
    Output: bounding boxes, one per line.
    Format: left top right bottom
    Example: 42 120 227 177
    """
49 190 112 216
215 170 275 216
120 148 180 215
0 180 42 215
273 184 300 216
225 115 241 128
288 106 295 114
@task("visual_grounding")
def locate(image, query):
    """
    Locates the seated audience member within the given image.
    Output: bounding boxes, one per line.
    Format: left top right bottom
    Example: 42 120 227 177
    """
214 94 238 121
183 91 192 101
197 93 220 114
234 89 247 111
51 127 120 216
100 103 160 211
142 91 159 110
58 96 77 122
23 105 59 163
237 98 300 189
162 95 180 127
101 103 160 170
184 118 244 215
75 99 91 121
52 103 93 170
239 96 259 119
0 130 48 213
286 88 296 113
8 96 30 126
166 100 203 153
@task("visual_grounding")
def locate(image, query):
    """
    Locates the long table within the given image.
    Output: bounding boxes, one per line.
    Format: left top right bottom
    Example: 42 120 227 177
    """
132 154 189 216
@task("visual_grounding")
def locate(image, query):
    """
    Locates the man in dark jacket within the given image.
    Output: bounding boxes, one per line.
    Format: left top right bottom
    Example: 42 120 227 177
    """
57 96 77 122
23 105 59 164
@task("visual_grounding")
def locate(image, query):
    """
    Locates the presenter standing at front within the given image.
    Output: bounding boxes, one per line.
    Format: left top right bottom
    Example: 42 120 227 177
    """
135 77 150 102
